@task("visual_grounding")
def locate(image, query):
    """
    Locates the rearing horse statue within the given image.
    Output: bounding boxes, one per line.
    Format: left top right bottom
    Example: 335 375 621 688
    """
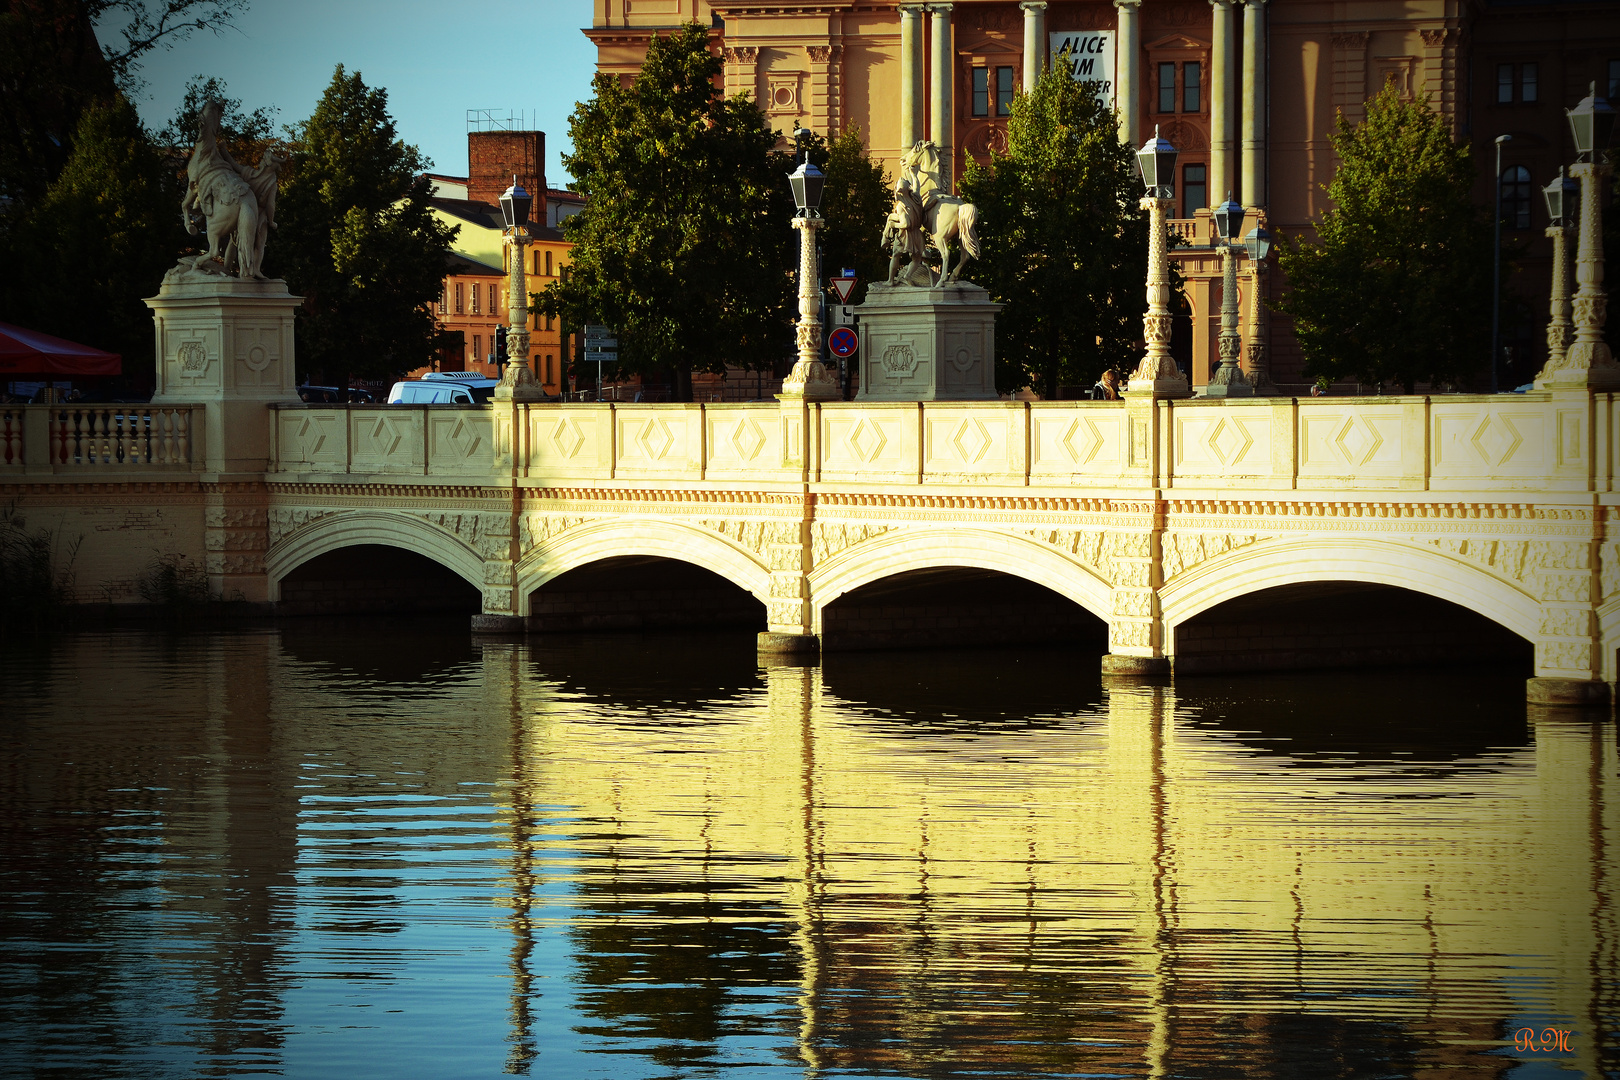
885 141 981 285
182 100 265 279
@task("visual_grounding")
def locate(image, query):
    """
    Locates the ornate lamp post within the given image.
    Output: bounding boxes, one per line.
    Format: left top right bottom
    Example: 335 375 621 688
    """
1541 167 1579 371
1538 83 1618 389
1242 225 1275 394
1128 127 1191 396
495 176 545 402
1205 192 1253 397
781 153 840 399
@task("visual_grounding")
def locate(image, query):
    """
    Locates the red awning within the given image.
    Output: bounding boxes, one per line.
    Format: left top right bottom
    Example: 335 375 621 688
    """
0 321 121 377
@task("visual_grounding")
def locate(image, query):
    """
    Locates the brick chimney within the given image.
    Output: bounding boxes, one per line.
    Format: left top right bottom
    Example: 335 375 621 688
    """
467 130 546 221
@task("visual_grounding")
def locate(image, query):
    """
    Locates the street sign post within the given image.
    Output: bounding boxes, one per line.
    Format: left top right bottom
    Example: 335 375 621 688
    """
828 326 859 359
583 324 617 400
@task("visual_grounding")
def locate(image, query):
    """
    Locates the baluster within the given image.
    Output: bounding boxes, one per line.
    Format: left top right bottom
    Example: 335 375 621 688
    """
71 409 86 464
3 412 15 465
159 409 174 464
48 410 61 464
116 410 131 464
92 409 107 464
176 408 191 463
130 411 147 465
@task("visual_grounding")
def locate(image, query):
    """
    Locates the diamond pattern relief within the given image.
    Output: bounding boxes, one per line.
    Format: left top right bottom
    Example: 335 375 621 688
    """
1332 416 1383 465
637 418 674 460
1470 415 1523 466
1207 417 1253 465
951 418 990 464
1058 418 1104 464
848 419 887 462
295 416 326 457
362 416 404 457
552 417 585 458
729 418 766 461
442 417 483 459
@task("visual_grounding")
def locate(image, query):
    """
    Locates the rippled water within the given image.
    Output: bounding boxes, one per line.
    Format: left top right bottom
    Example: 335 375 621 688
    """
1 622 1615 1078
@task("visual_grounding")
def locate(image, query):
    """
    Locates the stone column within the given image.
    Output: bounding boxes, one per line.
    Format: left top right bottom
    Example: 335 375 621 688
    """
1113 0 1141 145
1240 0 1266 208
1204 244 1252 396
1020 1 1047 92
900 5 925 151
495 226 544 402
1209 1 1236 208
1245 258 1276 394
930 3 954 191
1536 159 1620 390
1543 222 1574 371
1127 193 1191 397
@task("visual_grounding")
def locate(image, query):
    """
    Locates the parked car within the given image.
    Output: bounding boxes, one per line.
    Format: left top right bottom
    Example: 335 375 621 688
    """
386 372 501 404
298 385 375 403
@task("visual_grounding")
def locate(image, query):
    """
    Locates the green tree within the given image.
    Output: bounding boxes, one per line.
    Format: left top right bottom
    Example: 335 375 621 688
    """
959 63 1150 398
1274 81 1492 392
0 93 183 370
156 74 279 162
538 23 791 401
0 0 247 202
271 66 455 383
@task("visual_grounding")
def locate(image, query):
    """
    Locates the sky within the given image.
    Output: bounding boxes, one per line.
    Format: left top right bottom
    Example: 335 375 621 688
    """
113 0 600 184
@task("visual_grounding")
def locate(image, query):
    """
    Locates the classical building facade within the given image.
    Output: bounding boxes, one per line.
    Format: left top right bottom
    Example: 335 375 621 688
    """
584 0 1618 393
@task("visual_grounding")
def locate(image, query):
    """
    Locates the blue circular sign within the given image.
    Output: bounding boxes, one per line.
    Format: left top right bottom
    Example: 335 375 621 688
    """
828 326 859 358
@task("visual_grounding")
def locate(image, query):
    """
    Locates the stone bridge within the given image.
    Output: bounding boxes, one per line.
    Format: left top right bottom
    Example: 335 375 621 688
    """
7 385 1620 705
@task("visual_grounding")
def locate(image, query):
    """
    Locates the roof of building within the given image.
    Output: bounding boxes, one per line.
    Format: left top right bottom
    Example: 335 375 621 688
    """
444 251 502 276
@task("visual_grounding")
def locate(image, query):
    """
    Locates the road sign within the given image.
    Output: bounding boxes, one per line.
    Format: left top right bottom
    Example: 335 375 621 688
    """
583 324 618 348
829 276 858 304
827 326 859 359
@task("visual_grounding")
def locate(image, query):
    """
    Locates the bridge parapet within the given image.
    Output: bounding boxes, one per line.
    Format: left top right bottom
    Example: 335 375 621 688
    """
268 392 1617 495
1 404 206 474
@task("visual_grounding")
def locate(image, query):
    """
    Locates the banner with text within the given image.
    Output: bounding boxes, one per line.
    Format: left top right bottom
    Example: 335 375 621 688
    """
1049 31 1115 111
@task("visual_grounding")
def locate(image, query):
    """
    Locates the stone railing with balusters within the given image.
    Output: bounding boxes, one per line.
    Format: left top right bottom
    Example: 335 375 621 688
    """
0 404 204 473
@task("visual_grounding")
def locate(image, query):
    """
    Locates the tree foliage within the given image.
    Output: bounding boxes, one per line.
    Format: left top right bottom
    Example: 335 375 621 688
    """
156 73 278 162
0 93 184 370
1274 82 1492 392
0 0 246 202
959 63 1150 398
270 66 455 382
538 23 792 400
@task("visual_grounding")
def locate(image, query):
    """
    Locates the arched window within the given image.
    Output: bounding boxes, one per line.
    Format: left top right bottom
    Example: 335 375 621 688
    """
1501 165 1532 230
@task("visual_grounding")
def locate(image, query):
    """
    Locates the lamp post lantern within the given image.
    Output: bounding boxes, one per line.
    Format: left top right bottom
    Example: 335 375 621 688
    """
781 153 839 400
1206 192 1253 397
1127 127 1191 397
1536 83 1619 389
494 176 545 401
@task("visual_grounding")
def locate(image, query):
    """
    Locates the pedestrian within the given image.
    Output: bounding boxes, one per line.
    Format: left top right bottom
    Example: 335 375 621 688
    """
1090 368 1121 401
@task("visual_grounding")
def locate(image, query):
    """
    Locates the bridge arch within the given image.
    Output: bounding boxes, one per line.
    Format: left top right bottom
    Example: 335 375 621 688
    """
1157 536 1543 645
513 519 772 616
806 527 1113 631
264 509 486 601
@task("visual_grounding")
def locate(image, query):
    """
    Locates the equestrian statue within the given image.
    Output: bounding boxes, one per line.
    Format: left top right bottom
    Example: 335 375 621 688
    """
882 141 980 286
176 99 283 280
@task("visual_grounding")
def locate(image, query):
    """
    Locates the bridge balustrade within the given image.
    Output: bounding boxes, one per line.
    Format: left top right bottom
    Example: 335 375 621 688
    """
0 404 205 473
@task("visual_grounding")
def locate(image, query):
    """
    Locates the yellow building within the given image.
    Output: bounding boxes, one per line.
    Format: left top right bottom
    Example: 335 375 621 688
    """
417 131 585 395
585 0 1620 394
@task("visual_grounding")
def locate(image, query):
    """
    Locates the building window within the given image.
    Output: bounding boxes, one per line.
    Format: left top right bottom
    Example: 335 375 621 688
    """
1497 63 1513 104
472 334 481 364
1159 63 1176 113
546 314 554 332
1182 163 1207 216
1521 62 1537 103
454 282 464 314
489 284 498 314
996 66 1015 116
471 284 480 315
1501 165 1532 229
546 355 554 383
438 285 446 314
972 68 989 117
545 250 553 276
1183 62 1201 113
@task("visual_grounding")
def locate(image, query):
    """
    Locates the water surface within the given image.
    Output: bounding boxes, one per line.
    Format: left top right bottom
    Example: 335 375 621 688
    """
1 623 1614 1078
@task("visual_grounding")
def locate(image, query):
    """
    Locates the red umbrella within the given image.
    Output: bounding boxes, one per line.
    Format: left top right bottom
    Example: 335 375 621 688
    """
0 321 121 377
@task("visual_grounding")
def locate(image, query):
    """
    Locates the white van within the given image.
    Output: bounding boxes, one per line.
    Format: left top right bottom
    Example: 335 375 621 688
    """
386 372 501 404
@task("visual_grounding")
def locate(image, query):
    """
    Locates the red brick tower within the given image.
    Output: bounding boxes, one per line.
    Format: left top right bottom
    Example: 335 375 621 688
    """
467 130 545 220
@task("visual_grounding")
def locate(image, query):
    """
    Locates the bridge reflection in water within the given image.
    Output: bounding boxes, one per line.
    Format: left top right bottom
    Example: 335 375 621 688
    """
6 626 1609 1077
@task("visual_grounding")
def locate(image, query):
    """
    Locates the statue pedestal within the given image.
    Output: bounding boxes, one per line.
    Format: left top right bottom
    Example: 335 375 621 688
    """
146 272 302 475
856 282 1001 401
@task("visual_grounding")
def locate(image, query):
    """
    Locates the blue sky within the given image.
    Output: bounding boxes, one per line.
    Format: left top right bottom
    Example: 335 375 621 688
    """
115 0 600 184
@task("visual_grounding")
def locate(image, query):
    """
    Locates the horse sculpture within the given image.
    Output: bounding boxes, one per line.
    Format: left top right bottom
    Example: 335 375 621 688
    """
883 141 981 286
182 100 265 279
